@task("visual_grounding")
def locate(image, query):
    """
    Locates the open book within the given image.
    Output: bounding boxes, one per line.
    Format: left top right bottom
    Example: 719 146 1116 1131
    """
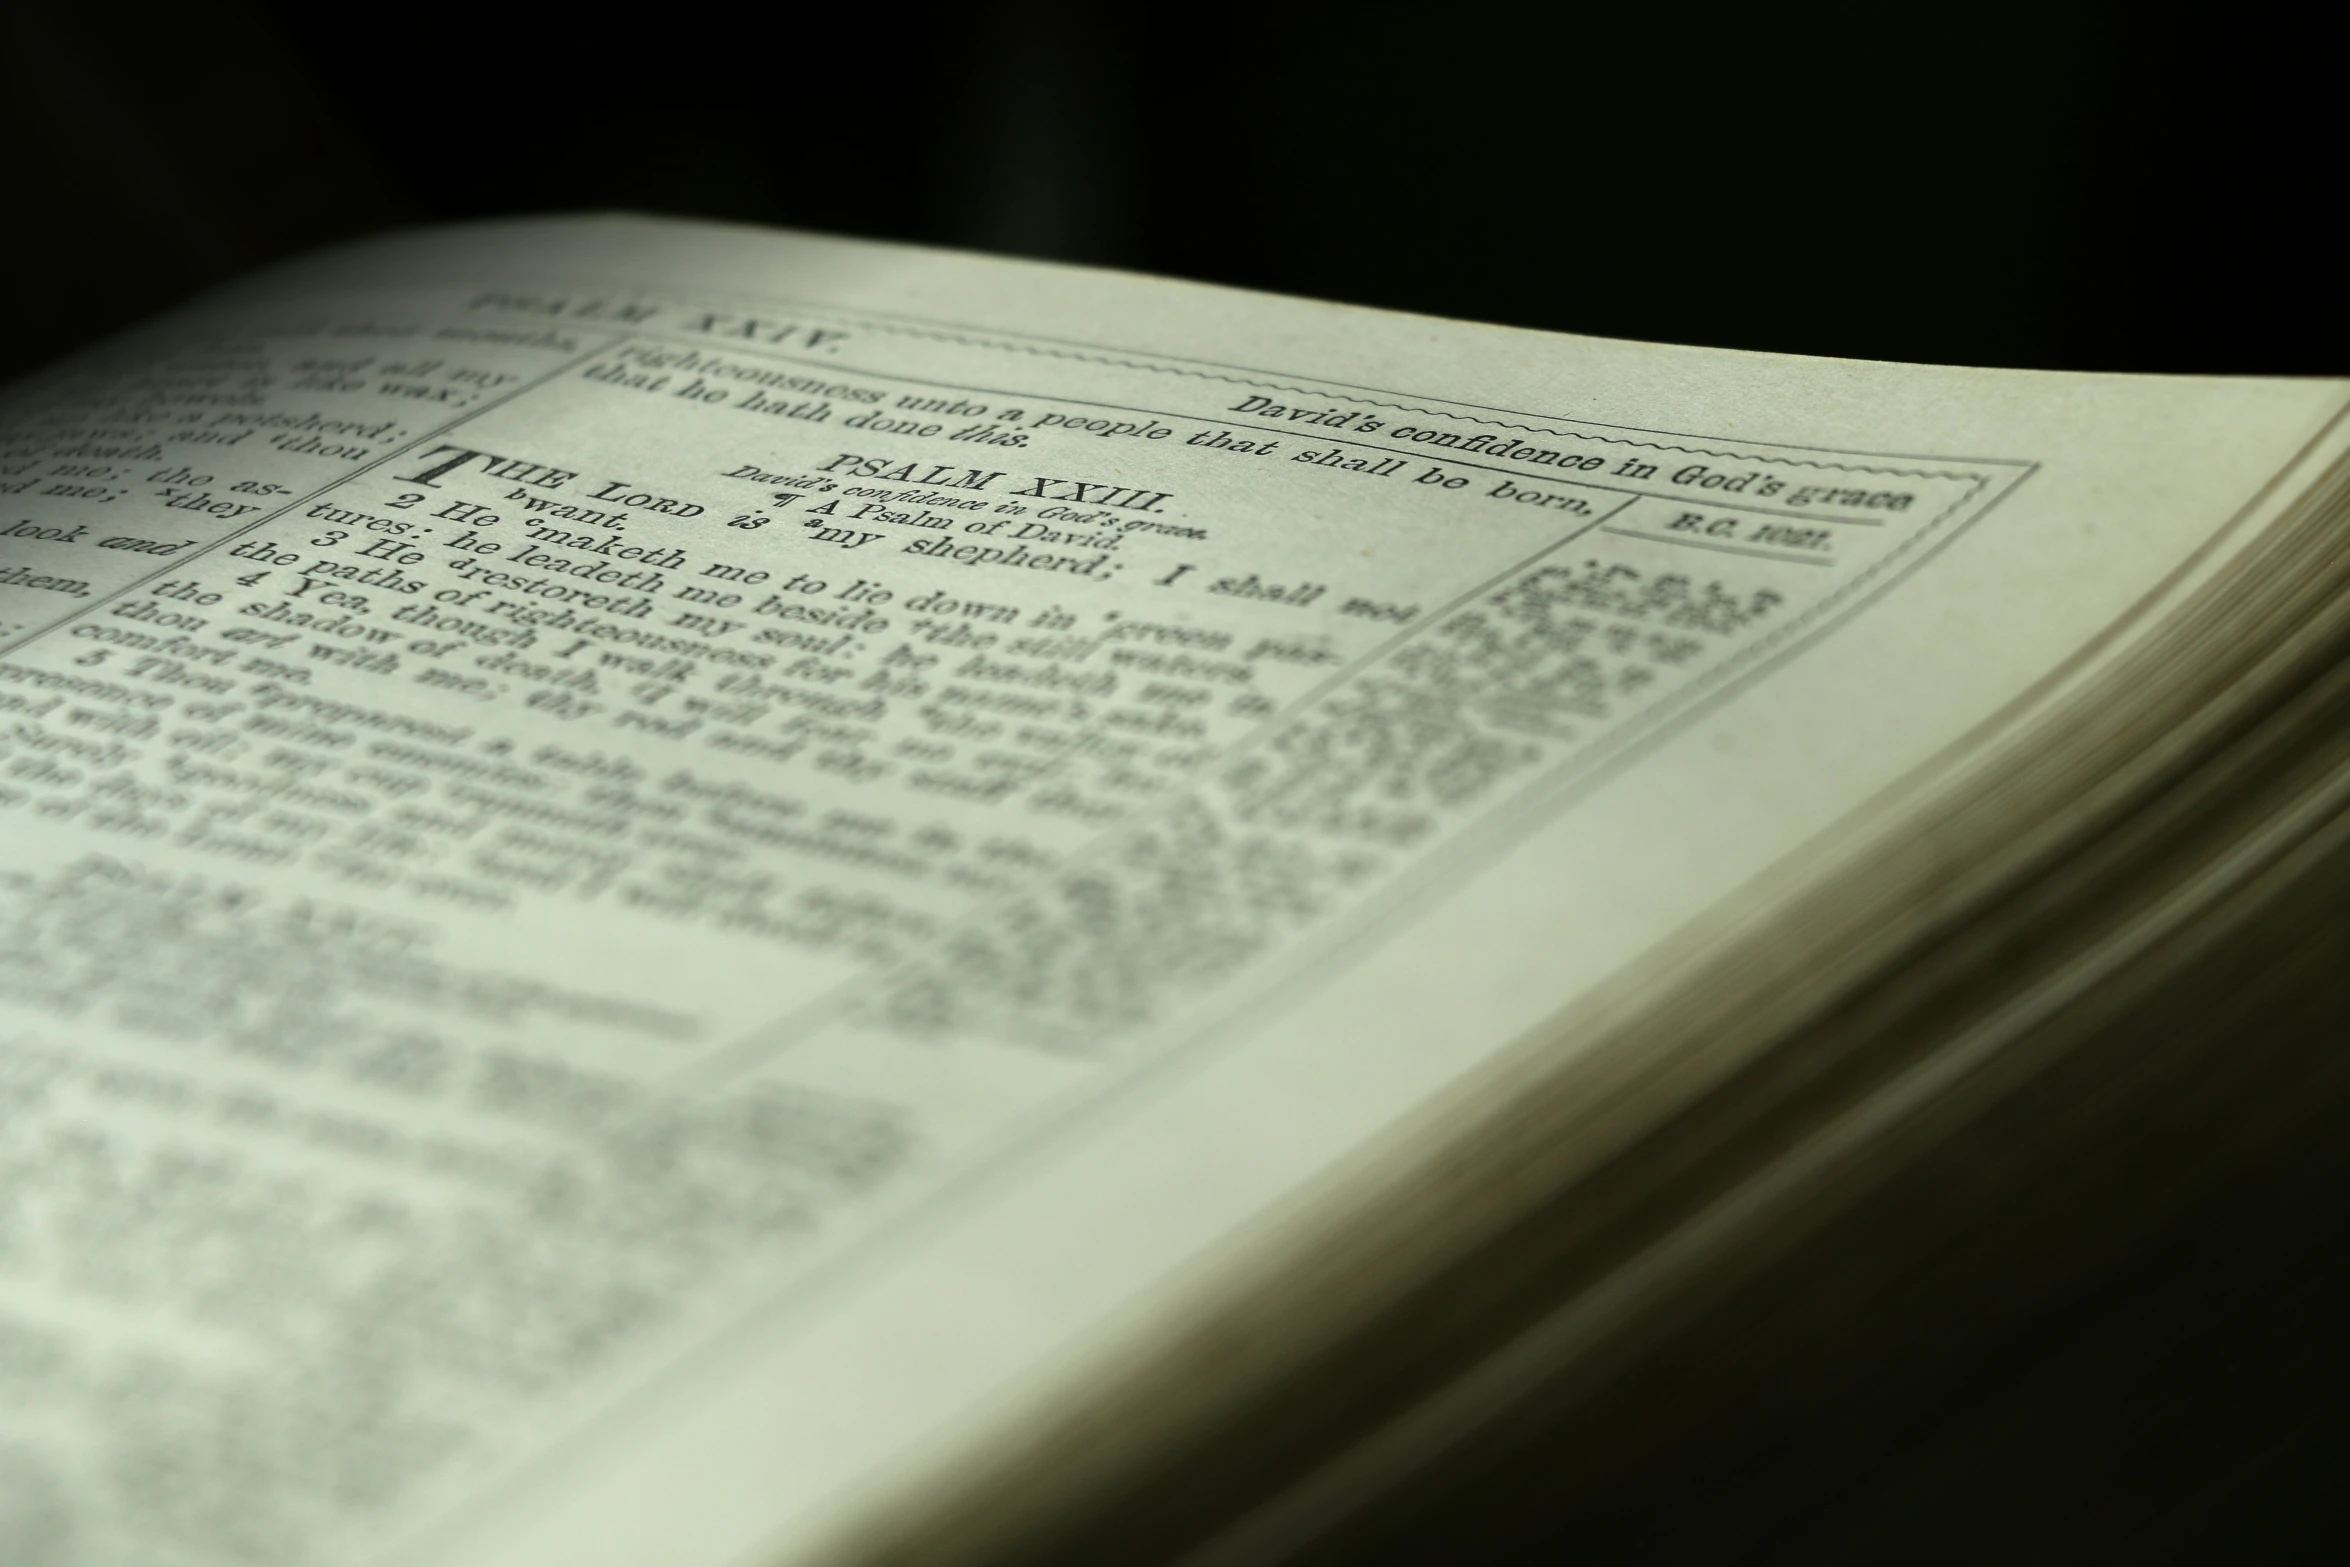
3 216 2346 1567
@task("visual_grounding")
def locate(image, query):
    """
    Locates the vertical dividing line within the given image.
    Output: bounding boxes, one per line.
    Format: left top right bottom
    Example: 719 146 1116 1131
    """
1205 493 1640 757
669 493 1644 1090
0 333 627 658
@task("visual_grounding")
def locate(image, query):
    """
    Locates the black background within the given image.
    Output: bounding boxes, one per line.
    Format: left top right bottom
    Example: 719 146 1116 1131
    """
5 1 2346 1560
4 0 2341 382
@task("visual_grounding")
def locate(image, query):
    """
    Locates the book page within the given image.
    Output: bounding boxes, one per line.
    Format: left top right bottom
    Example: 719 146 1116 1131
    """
0 217 2341 1567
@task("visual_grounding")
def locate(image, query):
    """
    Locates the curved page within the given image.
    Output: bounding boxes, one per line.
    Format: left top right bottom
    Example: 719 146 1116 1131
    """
0 217 2341 1567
